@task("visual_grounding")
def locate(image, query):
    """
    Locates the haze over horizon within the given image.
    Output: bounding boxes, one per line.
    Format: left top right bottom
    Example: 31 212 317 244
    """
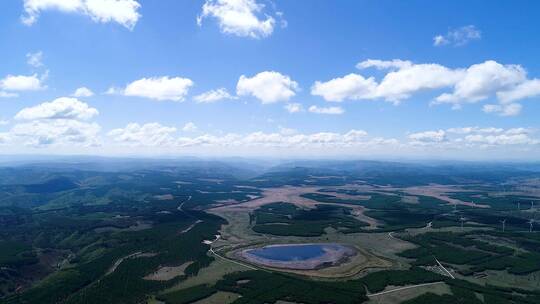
1 1 540 159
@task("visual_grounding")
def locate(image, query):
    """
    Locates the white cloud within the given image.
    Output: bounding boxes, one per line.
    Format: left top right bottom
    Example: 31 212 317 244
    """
84 0 141 30
237 71 298 103
408 130 447 144
182 122 197 132
308 105 344 115
433 60 525 106
313 59 539 115
482 103 522 117
447 127 504 134
21 0 141 30
408 127 539 148
311 73 378 102
194 88 235 103
356 59 412 70
26 51 44 68
72 86 95 97
104 124 392 150
197 0 277 38
433 25 481 46
0 91 18 98
373 62 463 103
11 119 101 147
313 61 462 103
122 76 194 101
182 129 372 148
284 103 303 113
497 79 540 103
22 0 83 27
464 132 538 146
108 122 177 146
0 120 9 126
433 35 447 47
15 97 99 121
0 74 45 91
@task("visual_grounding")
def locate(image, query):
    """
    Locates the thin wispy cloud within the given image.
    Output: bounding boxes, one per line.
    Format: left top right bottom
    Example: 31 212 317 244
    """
194 88 236 103
433 25 481 47
26 51 43 68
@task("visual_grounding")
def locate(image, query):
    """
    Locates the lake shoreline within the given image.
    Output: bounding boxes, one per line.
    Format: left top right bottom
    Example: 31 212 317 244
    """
237 243 357 270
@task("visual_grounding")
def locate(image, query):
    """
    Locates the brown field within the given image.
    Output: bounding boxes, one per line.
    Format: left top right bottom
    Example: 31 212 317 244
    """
211 185 381 229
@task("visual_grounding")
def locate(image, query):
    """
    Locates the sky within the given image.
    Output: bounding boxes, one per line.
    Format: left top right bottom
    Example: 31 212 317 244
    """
1 0 540 160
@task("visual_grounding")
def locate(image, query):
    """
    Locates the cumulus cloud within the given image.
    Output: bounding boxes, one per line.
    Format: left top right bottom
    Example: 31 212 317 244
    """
311 73 378 102
11 119 101 147
308 105 344 115
182 122 197 132
15 97 99 120
433 25 481 47
197 0 280 38
284 103 303 113
8 96 101 147
26 51 44 68
433 61 526 107
21 0 141 30
119 76 194 101
0 74 45 91
237 71 298 103
497 79 540 103
108 122 177 146
72 86 95 97
194 88 235 103
374 63 463 103
312 60 462 103
312 59 539 114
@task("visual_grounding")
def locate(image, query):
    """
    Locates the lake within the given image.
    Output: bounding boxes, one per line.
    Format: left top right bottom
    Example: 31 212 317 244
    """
240 243 356 270
247 243 343 261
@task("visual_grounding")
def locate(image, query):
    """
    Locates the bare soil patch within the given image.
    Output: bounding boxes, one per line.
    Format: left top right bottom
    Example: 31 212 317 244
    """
144 262 193 281
211 186 380 229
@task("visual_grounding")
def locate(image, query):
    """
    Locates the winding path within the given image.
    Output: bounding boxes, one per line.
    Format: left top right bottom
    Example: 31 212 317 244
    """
367 281 444 297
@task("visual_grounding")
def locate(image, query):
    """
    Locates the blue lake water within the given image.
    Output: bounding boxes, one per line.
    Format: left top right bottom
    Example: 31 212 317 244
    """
247 244 342 262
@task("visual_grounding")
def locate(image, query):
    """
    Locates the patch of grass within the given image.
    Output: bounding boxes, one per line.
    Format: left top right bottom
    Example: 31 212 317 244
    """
157 284 217 304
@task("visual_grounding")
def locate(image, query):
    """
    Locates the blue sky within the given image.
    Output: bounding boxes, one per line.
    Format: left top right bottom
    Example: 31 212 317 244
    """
1 0 540 159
